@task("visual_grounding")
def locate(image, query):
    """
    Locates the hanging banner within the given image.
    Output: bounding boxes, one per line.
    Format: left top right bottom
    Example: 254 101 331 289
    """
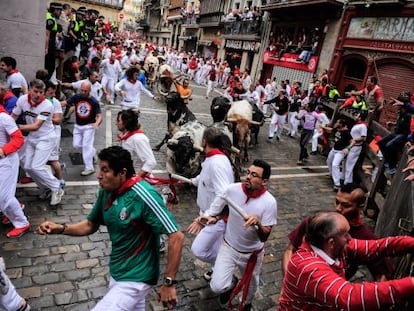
262 51 318 73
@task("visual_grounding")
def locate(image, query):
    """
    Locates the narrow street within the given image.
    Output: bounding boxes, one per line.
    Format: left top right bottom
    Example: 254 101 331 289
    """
8 81 339 310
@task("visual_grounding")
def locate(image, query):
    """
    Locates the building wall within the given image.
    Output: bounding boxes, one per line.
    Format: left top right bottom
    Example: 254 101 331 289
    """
0 0 46 82
318 18 341 76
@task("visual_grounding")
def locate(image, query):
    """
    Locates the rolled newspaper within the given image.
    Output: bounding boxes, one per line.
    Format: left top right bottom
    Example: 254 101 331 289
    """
223 194 259 230
171 173 192 184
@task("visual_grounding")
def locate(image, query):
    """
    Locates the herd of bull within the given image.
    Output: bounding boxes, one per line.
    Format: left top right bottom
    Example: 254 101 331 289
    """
152 91 265 178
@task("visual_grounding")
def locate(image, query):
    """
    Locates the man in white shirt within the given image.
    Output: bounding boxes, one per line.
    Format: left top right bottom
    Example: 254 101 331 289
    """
60 71 103 122
200 159 277 311
344 112 367 185
115 67 158 112
116 109 156 177
187 127 235 280
99 53 121 105
0 57 28 97
12 79 64 206
311 105 330 155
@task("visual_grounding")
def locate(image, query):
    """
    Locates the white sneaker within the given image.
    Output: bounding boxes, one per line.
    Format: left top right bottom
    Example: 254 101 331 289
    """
50 189 64 206
39 189 52 200
81 169 95 176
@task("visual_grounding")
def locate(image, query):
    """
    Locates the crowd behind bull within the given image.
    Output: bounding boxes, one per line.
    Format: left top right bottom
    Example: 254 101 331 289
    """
1 1 414 310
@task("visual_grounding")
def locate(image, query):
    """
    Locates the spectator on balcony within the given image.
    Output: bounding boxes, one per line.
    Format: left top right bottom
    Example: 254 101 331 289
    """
193 5 200 23
186 4 194 24
224 9 236 22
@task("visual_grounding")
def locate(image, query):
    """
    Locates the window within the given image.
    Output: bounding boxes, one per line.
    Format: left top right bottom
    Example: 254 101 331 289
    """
235 2 240 9
344 58 366 81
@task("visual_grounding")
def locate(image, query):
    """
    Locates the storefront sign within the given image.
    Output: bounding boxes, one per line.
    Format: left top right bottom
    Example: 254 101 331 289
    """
343 38 414 54
262 51 318 73
225 40 260 52
348 17 414 42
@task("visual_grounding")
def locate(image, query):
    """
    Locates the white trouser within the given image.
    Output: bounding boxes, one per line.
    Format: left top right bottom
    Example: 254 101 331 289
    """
91 277 152 311
268 113 286 138
101 76 116 102
0 259 26 310
0 154 29 228
327 149 345 186
344 145 362 184
23 138 60 192
73 124 96 171
210 241 264 304
49 126 61 161
206 80 214 98
288 112 299 136
191 220 226 264
312 129 323 152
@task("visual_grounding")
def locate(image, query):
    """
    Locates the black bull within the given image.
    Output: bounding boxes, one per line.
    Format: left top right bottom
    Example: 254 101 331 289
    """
153 91 197 151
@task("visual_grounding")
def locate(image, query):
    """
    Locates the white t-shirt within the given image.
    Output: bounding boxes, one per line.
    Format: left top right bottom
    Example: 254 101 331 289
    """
0 112 19 149
207 182 277 252
115 79 154 110
350 123 367 142
100 59 121 80
13 95 56 141
121 132 156 173
192 154 234 215
7 72 27 94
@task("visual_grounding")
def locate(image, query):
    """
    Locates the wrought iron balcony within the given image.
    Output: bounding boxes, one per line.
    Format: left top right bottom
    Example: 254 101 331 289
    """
222 20 261 35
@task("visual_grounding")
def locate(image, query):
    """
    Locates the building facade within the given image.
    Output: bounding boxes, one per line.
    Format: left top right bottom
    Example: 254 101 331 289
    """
260 0 344 87
330 0 414 124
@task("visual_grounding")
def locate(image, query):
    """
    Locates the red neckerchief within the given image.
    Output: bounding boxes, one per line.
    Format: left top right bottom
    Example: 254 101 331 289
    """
357 120 367 126
348 214 363 226
241 183 267 203
117 129 143 141
205 148 225 157
109 59 115 64
0 105 6 113
6 69 18 77
127 78 136 84
28 94 45 108
105 175 142 210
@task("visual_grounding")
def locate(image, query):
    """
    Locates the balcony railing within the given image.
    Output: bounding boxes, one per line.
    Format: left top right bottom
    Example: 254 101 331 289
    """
222 20 261 35
82 0 124 9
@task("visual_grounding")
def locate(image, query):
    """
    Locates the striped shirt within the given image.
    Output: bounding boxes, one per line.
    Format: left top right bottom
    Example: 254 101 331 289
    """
279 237 414 310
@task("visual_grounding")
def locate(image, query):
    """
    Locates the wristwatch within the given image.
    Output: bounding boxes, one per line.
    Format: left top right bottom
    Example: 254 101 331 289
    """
164 277 178 286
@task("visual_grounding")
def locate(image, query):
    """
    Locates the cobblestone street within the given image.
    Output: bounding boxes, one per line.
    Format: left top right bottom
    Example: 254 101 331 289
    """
5 82 339 310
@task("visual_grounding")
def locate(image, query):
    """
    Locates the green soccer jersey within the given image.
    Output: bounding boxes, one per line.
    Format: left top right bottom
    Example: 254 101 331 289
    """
87 180 179 284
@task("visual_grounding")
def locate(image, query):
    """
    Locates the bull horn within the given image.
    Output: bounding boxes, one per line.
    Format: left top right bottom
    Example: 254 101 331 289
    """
231 146 240 154
167 138 179 145
249 120 262 125
193 145 204 152
227 117 237 122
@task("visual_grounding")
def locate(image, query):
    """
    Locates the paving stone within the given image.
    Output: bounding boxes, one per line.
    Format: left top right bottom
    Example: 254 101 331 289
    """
41 281 75 295
50 244 81 255
16 286 41 299
76 258 99 269
78 277 107 290
6 267 22 279
54 289 89 305
23 265 48 277
32 272 60 285
63 268 91 281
